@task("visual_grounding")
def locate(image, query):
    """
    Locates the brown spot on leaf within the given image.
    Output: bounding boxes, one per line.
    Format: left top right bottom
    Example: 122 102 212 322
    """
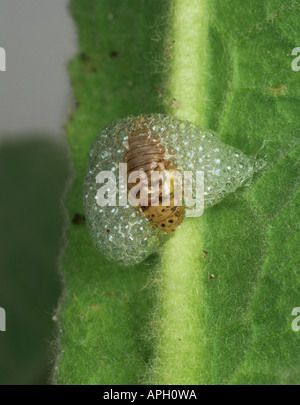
165 40 175 55
104 291 114 296
157 88 163 98
268 84 287 96
170 98 181 109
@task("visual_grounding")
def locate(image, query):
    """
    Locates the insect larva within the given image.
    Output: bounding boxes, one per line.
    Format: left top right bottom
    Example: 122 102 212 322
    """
123 116 184 233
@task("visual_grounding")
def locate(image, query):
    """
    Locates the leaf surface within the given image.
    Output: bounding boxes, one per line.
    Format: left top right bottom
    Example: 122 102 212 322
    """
55 0 300 384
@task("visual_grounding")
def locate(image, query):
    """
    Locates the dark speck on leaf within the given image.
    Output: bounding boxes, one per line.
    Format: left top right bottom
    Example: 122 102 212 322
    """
80 51 90 62
72 213 85 225
110 50 119 58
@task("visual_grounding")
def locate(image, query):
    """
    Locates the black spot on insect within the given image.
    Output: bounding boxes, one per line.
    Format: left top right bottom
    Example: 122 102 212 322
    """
161 223 165 227
169 219 173 223
110 50 119 58
72 213 85 225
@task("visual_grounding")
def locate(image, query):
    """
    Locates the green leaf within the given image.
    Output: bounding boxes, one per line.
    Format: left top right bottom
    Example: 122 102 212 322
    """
54 0 300 384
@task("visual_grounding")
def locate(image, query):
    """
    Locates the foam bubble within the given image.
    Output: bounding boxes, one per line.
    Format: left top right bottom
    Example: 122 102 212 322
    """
83 114 263 266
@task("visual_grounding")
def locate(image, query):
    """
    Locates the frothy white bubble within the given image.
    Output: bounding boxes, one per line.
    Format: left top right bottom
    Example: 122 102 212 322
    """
83 114 263 266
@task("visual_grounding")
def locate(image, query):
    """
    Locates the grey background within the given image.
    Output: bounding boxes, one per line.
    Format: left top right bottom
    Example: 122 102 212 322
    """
0 0 77 384
0 0 77 139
